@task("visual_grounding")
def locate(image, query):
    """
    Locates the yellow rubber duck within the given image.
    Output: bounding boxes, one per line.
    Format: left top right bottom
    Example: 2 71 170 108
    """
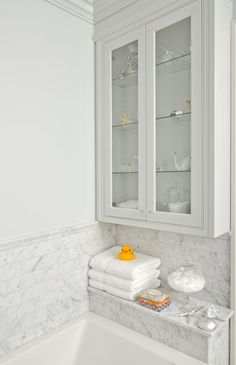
118 245 136 261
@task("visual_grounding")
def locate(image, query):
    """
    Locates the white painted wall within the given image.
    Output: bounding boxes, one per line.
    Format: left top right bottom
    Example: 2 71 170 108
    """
0 0 95 240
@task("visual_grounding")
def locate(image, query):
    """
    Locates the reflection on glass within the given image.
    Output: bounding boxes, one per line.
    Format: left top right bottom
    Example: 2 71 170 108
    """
155 18 191 214
112 41 139 209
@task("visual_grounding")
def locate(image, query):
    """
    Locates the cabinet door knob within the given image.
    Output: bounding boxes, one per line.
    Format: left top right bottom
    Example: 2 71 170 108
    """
138 209 144 214
147 210 152 214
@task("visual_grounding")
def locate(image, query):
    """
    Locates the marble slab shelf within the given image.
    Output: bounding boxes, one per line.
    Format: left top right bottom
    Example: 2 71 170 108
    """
89 287 233 364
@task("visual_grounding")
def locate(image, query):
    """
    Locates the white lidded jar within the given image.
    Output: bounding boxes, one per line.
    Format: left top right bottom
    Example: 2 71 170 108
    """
167 264 206 304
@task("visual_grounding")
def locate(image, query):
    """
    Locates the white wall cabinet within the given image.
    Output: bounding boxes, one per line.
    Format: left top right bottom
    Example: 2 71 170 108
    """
96 0 232 237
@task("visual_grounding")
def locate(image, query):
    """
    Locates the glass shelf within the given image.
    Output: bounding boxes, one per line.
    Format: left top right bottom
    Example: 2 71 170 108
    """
112 171 138 174
112 122 138 130
156 53 191 67
156 53 191 73
112 170 190 174
156 112 191 123
156 170 191 173
112 72 138 88
111 40 139 211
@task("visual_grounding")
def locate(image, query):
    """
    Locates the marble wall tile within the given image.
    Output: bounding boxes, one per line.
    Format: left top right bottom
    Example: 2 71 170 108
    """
0 221 231 361
116 225 231 307
0 222 115 358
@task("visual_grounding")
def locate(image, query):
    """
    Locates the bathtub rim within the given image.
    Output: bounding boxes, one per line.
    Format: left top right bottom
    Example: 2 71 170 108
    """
0 311 205 365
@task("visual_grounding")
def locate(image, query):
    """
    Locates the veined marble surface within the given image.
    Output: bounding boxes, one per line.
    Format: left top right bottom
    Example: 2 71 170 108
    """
209 323 229 365
116 225 231 307
89 287 232 364
0 222 231 360
0 222 115 357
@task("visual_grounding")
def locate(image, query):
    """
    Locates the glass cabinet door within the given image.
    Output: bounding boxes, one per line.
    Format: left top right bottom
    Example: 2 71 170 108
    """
103 29 146 219
146 2 202 227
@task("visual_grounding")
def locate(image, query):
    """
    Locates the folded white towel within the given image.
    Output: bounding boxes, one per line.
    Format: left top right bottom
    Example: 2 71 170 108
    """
89 246 161 280
89 278 161 301
88 268 160 292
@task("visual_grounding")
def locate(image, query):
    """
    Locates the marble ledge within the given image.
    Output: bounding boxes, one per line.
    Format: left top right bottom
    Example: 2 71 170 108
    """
88 287 233 338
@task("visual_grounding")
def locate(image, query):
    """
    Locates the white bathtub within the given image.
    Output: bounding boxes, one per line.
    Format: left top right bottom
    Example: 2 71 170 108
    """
0 312 205 365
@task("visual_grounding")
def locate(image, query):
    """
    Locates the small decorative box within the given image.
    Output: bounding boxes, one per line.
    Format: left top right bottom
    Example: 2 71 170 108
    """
137 289 171 312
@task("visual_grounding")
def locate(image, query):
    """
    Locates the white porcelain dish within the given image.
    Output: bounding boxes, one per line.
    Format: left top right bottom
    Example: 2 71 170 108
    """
0 312 205 365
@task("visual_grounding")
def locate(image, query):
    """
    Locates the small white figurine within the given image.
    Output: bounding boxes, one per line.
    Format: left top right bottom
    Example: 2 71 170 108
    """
127 43 138 74
120 113 129 125
174 153 191 171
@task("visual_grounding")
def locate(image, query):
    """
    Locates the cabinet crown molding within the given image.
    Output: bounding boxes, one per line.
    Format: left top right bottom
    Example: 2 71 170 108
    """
94 0 138 24
44 0 94 24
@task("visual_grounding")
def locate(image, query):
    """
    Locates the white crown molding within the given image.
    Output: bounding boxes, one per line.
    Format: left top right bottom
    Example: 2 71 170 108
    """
44 0 94 24
94 0 138 24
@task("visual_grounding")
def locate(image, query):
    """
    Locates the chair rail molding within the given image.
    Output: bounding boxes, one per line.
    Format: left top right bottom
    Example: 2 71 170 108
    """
43 0 94 24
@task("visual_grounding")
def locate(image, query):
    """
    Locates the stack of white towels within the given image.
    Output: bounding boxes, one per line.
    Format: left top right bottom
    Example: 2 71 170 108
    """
89 246 161 300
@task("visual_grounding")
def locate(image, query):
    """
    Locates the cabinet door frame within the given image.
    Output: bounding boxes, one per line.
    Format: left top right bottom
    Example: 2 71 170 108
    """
101 27 147 220
146 0 203 227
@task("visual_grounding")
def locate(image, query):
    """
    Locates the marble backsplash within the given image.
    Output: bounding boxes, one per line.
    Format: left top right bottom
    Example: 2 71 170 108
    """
0 221 231 359
0 222 115 357
116 225 231 307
